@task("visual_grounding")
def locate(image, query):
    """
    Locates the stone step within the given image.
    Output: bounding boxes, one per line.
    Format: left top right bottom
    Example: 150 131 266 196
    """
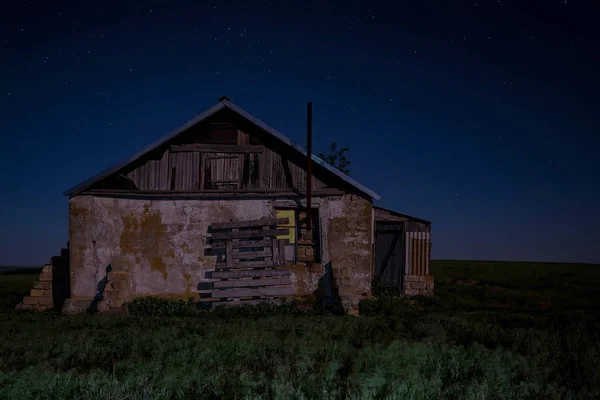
21 296 53 307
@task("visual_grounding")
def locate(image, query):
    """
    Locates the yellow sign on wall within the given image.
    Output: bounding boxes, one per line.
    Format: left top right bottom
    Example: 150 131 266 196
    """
276 209 296 243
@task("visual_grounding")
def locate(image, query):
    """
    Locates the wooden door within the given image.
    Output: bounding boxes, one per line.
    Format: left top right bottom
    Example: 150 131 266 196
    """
374 222 405 292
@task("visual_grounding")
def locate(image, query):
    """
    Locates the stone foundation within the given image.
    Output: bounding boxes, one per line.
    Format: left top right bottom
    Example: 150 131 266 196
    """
62 297 93 314
15 264 54 311
403 275 434 296
98 269 131 312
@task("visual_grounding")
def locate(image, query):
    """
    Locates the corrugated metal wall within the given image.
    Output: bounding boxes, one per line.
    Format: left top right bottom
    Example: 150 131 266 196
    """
404 232 431 276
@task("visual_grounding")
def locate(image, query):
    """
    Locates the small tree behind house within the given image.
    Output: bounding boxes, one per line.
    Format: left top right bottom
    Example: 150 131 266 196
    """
318 142 351 175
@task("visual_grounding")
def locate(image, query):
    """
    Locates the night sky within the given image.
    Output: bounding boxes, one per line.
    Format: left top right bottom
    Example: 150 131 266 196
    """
1 0 598 266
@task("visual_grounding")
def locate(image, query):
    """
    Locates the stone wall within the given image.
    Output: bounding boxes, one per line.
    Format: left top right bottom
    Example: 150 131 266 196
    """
66 194 374 314
15 264 54 311
403 275 434 296
97 269 131 312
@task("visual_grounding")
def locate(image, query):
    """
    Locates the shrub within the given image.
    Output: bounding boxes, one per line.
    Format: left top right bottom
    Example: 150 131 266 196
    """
211 299 315 318
125 297 205 317
126 297 317 318
371 278 401 297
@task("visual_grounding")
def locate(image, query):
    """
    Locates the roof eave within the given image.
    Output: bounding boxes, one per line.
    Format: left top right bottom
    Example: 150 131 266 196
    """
63 100 381 201
63 102 227 197
373 205 431 225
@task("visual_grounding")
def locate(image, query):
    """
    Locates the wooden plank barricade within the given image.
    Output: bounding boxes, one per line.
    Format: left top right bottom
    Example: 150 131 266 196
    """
200 217 295 308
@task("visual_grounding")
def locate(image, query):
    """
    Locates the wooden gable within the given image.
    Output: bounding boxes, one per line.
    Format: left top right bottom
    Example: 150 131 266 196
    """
87 108 355 197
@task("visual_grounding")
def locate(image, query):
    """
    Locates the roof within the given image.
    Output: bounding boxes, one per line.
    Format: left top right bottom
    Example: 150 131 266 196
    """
373 205 432 225
63 100 381 200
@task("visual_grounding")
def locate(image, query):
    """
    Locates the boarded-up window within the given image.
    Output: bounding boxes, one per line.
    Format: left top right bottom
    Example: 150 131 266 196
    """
204 153 241 190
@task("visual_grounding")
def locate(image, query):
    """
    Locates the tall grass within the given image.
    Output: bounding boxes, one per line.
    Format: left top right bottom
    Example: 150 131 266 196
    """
0 311 587 399
0 260 599 399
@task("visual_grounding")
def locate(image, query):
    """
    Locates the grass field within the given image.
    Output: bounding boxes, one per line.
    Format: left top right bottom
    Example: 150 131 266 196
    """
0 260 599 399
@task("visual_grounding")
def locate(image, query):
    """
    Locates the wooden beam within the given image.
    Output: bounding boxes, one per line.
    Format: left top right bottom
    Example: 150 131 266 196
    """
211 286 295 298
206 179 239 184
203 298 287 306
225 240 233 269
215 260 274 269
207 269 291 279
213 277 292 288
84 188 346 198
306 101 313 234
170 144 264 153
208 239 273 250
232 249 272 259
210 217 289 230
209 228 287 240
207 154 239 160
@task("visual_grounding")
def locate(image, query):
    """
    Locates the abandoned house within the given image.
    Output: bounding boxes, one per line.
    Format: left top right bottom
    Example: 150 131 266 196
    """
16 99 433 315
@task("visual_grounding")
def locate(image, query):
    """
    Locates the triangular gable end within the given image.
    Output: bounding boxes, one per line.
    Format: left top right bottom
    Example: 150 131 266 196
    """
63 100 381 200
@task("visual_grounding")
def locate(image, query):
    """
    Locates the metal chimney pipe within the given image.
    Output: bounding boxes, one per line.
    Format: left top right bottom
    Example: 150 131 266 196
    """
306 102 313 234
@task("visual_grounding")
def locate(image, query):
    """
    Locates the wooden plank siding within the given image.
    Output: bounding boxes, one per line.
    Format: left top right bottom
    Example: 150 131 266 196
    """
170 151 200 190
213 277 292 289
211 286 295 298
100 124 330 194
207 269 291 279
126 150 170 191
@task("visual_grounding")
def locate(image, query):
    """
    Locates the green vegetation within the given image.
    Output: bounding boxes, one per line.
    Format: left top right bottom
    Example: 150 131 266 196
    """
0 268 40 311
126 296 315 318
0 260 599 399
318 142 351 175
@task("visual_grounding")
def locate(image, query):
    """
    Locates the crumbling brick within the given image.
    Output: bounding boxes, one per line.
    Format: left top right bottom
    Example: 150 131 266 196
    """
39 272 52 282
96 270 130 313
308 262 323 273
30 289 45 297
23 297 39 305
33 281 51 290
410 282 427 290
38 297 53 307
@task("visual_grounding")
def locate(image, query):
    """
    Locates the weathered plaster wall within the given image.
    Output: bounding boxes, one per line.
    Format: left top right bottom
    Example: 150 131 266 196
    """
68 194 373 311
319 195 374 310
